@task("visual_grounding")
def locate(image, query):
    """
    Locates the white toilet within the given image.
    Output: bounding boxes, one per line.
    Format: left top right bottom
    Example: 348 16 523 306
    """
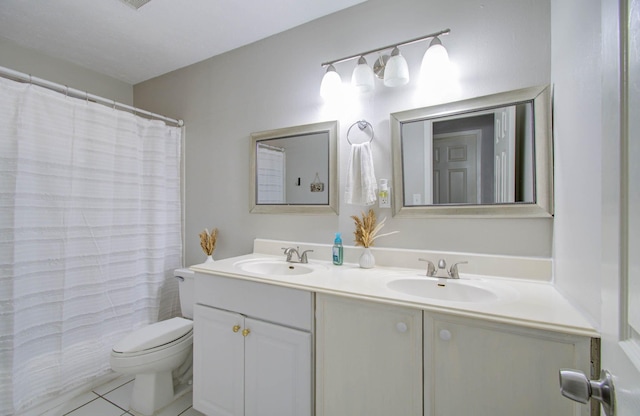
110 268 195 415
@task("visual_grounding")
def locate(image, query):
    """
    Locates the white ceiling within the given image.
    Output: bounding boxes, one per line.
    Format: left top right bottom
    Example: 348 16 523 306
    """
0 0 366 84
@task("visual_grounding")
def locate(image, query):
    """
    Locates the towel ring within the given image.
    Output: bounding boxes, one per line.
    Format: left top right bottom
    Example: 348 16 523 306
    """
347 120 374 145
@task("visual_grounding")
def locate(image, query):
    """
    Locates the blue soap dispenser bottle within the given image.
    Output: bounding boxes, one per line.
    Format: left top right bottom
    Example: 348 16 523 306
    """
332 232 343 265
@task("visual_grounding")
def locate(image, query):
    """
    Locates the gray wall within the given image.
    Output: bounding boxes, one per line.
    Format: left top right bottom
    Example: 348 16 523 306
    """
134 0 552 266
0 36 133 105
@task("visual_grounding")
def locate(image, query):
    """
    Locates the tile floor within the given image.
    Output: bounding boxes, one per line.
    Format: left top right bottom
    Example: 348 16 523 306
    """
57 376 204 416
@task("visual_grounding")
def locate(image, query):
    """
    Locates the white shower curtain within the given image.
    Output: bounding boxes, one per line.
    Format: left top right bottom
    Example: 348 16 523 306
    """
256 143 286 204
0 77 183 415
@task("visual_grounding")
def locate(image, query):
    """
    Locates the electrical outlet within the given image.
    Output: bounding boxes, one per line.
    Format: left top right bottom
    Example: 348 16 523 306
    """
379 190 391 208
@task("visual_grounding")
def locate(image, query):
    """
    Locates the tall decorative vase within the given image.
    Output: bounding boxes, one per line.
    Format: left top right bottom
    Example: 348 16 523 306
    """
359 248 375 269
205 255 215 263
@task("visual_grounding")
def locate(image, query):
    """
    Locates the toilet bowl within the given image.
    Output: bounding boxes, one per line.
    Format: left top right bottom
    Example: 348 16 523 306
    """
110 268 195 415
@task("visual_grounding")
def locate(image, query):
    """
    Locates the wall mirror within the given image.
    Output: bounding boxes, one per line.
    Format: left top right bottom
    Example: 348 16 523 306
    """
391 85 553 218
250 120 338 214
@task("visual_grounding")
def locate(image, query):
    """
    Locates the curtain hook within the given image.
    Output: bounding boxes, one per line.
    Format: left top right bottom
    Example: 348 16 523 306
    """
113 100 116 110
29 74 32 84
65 85 69 98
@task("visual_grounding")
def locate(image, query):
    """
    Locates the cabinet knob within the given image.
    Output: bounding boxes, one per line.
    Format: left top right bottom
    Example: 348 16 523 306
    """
439 329 452 341
396 322 408 333
242 328 251 337
232 325 241 333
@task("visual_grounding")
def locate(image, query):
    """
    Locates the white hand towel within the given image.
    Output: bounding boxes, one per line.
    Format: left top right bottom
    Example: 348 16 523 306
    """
345 141 377 205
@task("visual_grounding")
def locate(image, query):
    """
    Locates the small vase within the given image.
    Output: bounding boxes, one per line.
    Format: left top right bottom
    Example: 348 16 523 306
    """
359 248 375 269
205 255 215 263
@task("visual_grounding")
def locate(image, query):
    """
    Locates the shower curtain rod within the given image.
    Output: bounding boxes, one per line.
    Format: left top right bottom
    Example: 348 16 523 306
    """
0 65 184 127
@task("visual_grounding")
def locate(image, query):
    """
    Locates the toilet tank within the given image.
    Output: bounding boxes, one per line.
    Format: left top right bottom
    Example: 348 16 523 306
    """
173 268 195 319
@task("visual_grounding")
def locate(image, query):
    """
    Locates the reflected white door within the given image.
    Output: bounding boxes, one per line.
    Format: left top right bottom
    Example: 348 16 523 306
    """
432 130 481 204
493 106 516 203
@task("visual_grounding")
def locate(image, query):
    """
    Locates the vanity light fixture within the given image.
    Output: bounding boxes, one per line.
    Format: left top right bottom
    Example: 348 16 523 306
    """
384 47 410 87
320 64 342 100
420 36 450 82
351 56 375 93
320 28 450 97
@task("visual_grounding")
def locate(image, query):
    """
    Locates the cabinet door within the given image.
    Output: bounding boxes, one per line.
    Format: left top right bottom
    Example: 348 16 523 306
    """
244 317 311 416
316 294 423 416
424 313 592 416
193 304 245 416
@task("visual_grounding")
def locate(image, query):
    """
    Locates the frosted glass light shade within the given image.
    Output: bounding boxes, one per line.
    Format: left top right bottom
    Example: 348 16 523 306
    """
383 47 409 87
320 65 342 100
420 37 450 81
351 56 375 93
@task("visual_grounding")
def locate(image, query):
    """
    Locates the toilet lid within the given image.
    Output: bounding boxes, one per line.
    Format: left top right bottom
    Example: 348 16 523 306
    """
113 317 193 354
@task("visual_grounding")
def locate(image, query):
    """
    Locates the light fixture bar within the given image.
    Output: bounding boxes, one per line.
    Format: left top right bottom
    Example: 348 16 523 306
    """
321 28 450 67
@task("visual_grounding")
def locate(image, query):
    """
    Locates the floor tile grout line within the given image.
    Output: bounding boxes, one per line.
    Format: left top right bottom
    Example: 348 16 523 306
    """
61 394 101 416
100 395 130 413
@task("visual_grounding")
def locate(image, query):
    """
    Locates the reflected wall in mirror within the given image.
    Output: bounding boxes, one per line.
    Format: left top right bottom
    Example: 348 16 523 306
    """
391 85 553 217
250 120 338 214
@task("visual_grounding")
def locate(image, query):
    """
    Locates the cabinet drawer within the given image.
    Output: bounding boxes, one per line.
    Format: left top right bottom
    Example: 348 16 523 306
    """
195 273 312 331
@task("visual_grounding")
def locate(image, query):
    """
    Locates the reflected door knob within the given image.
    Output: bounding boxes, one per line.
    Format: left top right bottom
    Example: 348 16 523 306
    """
559 369 615 416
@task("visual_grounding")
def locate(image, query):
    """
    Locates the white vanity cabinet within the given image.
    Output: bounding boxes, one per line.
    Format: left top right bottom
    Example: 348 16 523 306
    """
424 313 593 416
193 273 312 416
314 294 594 416
315 294 423 416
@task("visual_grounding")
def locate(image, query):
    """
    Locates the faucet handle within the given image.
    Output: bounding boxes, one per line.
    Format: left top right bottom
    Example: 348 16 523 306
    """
448 261 468 279
300 249 314 263
418 258 436 276
282 246 297 262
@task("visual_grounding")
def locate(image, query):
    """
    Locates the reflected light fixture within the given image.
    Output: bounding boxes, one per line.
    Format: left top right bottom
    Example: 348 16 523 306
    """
320 28 450 97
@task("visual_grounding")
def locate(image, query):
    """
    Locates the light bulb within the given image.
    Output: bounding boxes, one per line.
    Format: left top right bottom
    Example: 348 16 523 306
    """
351 56 375 93
383 47 410 87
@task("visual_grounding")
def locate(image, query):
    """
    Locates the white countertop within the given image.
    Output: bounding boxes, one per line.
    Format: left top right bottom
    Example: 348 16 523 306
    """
190 252 599 339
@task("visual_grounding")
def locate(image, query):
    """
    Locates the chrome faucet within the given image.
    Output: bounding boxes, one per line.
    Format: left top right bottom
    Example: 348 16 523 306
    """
447 261 468 279
418 258 468 279
282 246 314 264
418 258 436 277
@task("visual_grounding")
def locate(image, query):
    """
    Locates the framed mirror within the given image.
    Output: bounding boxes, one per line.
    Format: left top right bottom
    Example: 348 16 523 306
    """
250 120 338 214
391 85 553 218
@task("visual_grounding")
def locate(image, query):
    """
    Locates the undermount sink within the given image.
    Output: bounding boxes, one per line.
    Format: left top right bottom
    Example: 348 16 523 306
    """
234 259 315 276
386 278 501 303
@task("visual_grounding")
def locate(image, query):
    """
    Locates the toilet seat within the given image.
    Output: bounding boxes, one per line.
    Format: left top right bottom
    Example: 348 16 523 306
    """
113 317 193 355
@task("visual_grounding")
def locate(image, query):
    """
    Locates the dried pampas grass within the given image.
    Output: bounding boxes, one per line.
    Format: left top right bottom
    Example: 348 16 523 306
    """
351 209 398 248
199 228 218 255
